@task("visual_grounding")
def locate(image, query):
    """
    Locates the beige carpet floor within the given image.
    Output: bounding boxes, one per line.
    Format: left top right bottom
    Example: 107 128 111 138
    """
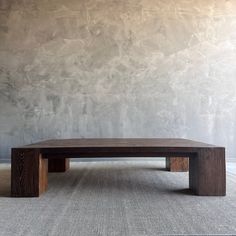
0 160 236 236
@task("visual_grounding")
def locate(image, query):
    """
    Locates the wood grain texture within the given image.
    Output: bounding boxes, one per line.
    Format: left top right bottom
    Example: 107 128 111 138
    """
11 139 226 197
22 138 217 148
19 139 220 159
48 158 70 172
166 157 189 172
11 148 48 197
189 148 226 196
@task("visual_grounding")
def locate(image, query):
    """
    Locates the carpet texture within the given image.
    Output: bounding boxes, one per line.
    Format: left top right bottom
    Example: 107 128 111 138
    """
0 161 236 236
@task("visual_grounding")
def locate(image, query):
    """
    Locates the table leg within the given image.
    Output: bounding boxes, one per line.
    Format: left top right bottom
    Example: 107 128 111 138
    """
166 157 189 172
11 148 48 197
189 148 226 196
48 158 70 172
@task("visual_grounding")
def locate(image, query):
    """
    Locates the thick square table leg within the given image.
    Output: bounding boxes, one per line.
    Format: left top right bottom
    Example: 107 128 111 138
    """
166 157 189 172
189 148 226 196
48 158 70 172
11 149 48 197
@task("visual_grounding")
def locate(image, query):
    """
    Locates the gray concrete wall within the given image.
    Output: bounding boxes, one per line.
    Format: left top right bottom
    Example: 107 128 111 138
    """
0 0 236 161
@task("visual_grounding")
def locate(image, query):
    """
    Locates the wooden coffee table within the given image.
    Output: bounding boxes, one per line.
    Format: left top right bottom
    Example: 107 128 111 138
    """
11 138 226 197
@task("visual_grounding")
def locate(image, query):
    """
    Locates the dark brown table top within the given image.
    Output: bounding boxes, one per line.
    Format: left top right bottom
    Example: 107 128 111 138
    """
17 138 221 149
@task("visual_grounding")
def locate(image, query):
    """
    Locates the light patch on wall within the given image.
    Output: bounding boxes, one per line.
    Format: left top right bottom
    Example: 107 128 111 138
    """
0 0 236 160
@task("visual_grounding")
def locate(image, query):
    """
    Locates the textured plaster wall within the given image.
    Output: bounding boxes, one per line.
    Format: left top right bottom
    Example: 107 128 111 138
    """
0 0 236 160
